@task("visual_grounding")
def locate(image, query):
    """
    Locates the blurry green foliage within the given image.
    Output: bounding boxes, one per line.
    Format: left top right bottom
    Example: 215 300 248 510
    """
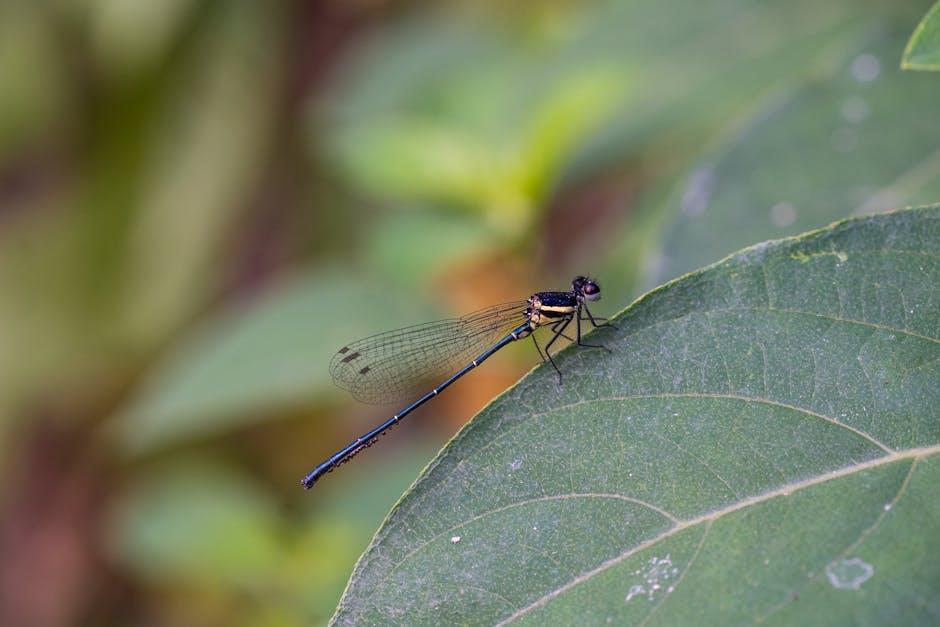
111 442 440 625
324 14 627 237
0 0 279 426
119 270 432 453
1 0 938 625
113 2 281 346
88 0 202 78
0 4 66 157
639 30 940 289
902 0 940 70
112 460 283 584
364 212 497 288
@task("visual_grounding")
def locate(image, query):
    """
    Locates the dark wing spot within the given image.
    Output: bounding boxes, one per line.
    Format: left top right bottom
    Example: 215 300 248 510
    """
358 366 371 375
338 347 349 354
341 351 361 363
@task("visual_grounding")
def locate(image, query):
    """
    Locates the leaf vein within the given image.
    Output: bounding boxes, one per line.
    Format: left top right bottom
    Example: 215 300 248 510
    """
755 457 919 623
377 493 679 589
765 305 938 345
497 447 939 625
638 519 713 627
472 392 893 471
651 430 739 500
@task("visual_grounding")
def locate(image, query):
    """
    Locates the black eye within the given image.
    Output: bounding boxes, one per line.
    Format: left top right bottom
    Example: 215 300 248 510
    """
584 283 599 294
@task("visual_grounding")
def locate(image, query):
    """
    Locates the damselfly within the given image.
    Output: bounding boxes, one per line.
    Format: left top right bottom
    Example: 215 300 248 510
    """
301 276 613 489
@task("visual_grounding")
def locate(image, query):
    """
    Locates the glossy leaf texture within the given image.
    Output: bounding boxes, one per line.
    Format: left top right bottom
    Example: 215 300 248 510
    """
331 205 940 625
903 0 940 71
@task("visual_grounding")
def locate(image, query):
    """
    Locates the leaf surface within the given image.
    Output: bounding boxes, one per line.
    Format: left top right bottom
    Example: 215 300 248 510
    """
903 1 940 71
332 206 940 625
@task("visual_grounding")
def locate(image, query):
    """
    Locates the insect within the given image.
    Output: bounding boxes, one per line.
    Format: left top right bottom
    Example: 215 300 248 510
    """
301 276 613 489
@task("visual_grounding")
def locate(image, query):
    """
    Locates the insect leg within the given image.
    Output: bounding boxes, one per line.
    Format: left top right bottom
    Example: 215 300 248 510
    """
543 316 573 383
550 318 575 342
531 331 548 364
576 305 611 352
581 303 618 329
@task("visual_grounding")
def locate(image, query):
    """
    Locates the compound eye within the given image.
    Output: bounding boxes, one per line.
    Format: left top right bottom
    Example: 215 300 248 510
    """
583 281 601 301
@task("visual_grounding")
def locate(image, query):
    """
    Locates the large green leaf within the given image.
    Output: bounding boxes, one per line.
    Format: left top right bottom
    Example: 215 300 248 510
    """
331 205 939 625
902 0 940 71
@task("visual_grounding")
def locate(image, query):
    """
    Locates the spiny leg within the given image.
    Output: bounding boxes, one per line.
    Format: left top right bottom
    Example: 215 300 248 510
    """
543 316 573 383
576 306 611 352
531 331 548 364
532 319 571 354
581 303 618 330
551 319 575 343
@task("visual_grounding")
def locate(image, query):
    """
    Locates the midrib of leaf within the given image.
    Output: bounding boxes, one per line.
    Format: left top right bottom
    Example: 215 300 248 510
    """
496 445 938 625
753 457 920 623
638 518 713 627
374 388 901 590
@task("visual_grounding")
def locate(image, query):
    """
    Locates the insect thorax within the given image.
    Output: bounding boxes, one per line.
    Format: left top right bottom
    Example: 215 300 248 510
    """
527 291 578 328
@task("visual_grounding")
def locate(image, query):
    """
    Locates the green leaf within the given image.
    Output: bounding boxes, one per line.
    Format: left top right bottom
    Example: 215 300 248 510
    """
88 0 200 77
364 212 498 287
109 459 282 586
902 1 940 71
117 270 431 453
331 206 940 625
115 0 280 346
0 4 66 158
640 33 940 290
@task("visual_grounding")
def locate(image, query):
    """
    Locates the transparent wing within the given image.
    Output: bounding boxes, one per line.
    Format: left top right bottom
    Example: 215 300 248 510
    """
330 301 528 404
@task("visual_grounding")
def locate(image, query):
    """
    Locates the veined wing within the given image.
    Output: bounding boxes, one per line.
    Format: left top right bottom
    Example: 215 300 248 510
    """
330 301 528 404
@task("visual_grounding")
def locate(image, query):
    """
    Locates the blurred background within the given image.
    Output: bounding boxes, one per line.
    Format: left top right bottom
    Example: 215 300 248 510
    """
1 1 938 625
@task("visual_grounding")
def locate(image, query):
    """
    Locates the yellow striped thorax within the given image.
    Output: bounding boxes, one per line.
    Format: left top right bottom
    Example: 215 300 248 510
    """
526 292 578 328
